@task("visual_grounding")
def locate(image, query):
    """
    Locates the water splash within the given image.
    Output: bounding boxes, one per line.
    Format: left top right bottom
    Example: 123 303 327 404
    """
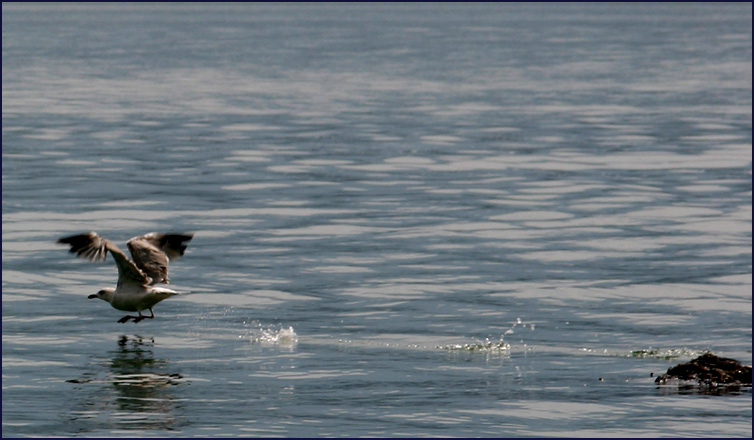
438 338 511 353
258 325 298 345
437 317 533 352
239 321 298 347
628 348 707 360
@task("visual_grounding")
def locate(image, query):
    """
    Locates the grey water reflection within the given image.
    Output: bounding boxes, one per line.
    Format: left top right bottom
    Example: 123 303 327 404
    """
68 335 185 432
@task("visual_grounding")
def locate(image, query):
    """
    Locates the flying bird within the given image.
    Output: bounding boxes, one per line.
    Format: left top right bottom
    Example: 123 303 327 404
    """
57 232 194 323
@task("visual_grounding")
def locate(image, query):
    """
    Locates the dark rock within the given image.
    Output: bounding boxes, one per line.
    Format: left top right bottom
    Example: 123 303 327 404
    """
655 353 752 388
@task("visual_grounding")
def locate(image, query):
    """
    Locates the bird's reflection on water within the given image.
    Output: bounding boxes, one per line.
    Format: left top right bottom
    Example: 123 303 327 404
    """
68 335 186 433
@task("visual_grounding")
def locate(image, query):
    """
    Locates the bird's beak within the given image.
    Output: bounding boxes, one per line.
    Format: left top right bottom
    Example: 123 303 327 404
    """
88 294 98 299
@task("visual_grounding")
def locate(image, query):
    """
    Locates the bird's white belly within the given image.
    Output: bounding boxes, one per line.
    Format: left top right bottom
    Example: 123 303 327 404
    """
110 286 176 312
110 291 146 312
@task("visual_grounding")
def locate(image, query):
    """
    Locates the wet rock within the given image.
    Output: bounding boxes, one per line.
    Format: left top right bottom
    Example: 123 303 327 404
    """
655 353 752 389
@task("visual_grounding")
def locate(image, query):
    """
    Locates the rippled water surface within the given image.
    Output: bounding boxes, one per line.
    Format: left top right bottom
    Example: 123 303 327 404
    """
2 3 752 438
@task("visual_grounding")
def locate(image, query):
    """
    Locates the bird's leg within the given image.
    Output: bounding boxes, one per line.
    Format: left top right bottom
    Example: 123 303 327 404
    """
133 309 155 324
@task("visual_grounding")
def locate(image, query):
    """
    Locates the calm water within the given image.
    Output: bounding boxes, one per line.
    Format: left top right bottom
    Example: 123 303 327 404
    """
2 3 752 438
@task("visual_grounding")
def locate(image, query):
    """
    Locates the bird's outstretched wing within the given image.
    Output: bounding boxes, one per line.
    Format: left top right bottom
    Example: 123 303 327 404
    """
57 232 152 287
56 232 108 262
136 232 194 261
127 233 194 285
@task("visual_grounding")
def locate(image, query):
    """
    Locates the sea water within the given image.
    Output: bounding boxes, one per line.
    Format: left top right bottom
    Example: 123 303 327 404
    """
2 3 751 437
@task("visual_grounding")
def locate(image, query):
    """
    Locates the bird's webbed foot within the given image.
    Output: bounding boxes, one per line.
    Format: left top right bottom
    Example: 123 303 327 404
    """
118 315 143 323
118 310 154 324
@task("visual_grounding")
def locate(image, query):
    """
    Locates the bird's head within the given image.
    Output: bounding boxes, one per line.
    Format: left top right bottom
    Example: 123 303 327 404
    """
88 288 115 301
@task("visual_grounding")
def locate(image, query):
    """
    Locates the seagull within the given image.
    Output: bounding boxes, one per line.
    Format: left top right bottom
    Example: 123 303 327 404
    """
57 232 194 323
